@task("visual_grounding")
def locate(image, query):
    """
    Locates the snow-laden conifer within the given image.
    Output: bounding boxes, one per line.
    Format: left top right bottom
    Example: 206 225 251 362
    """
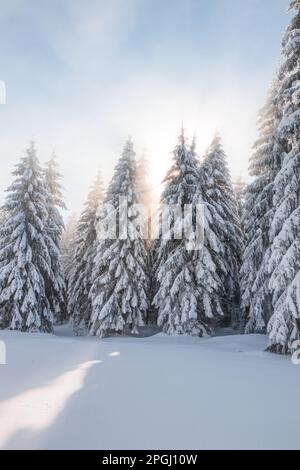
69 173 104 333
0 142 54 332
200 134 243 327
44 154 66 323
153 131 227 335
240 86 282 333
267 0 300 353
90 140 149 337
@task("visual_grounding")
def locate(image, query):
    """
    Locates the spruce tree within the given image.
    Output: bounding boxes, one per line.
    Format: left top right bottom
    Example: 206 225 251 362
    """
200 134 243 327
240 86 282 333
69 173 104 333
193 135 233 328
0 142 54 332
267 0 300 353
89 139 149 337
44 154 66 323
153 130 226 336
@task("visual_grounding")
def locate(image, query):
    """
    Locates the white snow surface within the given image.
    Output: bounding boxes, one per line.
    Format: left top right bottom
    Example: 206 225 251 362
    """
0 326 299 450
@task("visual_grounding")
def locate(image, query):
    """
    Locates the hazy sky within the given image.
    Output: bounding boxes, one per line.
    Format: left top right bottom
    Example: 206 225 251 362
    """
0 0 291 213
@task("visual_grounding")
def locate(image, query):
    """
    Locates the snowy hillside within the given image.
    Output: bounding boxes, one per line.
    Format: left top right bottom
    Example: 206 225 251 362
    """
0 328 299 450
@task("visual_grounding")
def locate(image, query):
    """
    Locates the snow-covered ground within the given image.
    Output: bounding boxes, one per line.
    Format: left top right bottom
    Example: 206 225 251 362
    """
0 327 299 450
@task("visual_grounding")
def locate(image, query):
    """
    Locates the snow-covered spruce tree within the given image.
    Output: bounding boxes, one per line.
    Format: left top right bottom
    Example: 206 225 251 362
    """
267 0 300 354
44 154 66 323
68 173 104 333
189 134 228 329
153 130 227 336
200 134 243 328
0 142 54 332
89 139 149 337
240 85 282 333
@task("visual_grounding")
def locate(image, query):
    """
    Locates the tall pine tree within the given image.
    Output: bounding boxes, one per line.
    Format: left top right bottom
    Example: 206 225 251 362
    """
69 173 104 333
89 139 149 337
0 142 54 332
267 0 300 353
44 154 66 323
200 134 243 328
240 85 282 333
153 130 227 335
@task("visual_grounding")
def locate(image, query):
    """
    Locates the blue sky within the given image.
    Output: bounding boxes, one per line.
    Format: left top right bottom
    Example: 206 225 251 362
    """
0 0 291 212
